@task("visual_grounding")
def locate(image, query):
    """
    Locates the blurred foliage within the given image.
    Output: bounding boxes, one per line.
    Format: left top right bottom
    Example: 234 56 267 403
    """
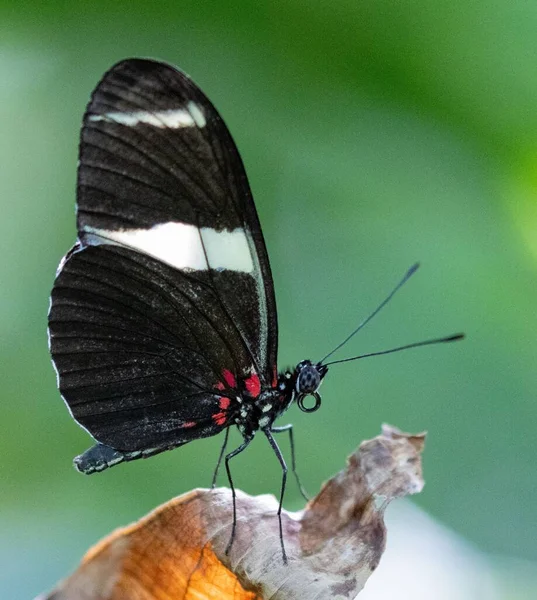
1 1 536 598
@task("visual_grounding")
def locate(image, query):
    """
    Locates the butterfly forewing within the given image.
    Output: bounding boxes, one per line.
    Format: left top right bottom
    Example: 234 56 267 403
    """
48 59 278 454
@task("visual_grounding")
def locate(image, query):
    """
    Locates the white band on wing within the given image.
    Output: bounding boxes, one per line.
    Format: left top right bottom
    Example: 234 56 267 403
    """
83 222 253 273
88 102 206 129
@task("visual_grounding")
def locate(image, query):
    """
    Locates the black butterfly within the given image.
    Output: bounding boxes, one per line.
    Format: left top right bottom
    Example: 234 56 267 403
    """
48 59 462 562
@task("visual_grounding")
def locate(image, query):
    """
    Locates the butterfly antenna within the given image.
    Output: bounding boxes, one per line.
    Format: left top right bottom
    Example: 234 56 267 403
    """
319 262 420 364
323 333 464 366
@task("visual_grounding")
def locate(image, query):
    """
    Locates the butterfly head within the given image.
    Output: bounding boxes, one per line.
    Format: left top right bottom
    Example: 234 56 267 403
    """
294 360 328 413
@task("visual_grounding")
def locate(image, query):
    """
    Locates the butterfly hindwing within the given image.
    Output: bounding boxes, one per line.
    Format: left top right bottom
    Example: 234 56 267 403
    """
50 243 245 449
48 59 278 459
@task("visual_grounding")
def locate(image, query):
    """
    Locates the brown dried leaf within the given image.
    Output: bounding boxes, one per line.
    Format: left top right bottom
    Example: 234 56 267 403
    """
40 424 425 600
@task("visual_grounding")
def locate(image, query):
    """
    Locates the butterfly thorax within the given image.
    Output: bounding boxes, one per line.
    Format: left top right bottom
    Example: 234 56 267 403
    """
230 372 294 439
230 361 328 439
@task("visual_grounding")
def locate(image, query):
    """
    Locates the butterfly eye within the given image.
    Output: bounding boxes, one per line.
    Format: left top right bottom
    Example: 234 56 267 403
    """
296 364 321 395
297 391 322 413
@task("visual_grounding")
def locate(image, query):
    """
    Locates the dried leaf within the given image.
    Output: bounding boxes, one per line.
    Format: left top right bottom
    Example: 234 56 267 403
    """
39 424 425 600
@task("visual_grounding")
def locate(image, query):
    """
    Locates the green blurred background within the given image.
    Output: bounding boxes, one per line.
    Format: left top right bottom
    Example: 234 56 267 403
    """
1 1 536 598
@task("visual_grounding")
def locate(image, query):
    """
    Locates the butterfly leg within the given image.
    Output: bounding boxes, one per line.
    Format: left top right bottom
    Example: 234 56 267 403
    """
271 424 309 501
211 426 230 488
224 436 252 555
264 428 288 564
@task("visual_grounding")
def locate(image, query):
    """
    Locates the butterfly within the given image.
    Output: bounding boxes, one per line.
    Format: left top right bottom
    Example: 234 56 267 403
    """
48 59 462 562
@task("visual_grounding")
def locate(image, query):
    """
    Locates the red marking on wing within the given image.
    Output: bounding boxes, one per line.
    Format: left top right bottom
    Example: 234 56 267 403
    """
182 421 196 429
223 369 236 388
212 412 227 426
215 381 225 391
245 373 261 398
213 395 231 425
272 368 278 388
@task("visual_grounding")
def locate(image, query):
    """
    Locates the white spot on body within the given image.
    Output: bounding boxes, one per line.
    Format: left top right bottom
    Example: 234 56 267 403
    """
83 222 254 273
258 416 270 428
261 404 272 413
